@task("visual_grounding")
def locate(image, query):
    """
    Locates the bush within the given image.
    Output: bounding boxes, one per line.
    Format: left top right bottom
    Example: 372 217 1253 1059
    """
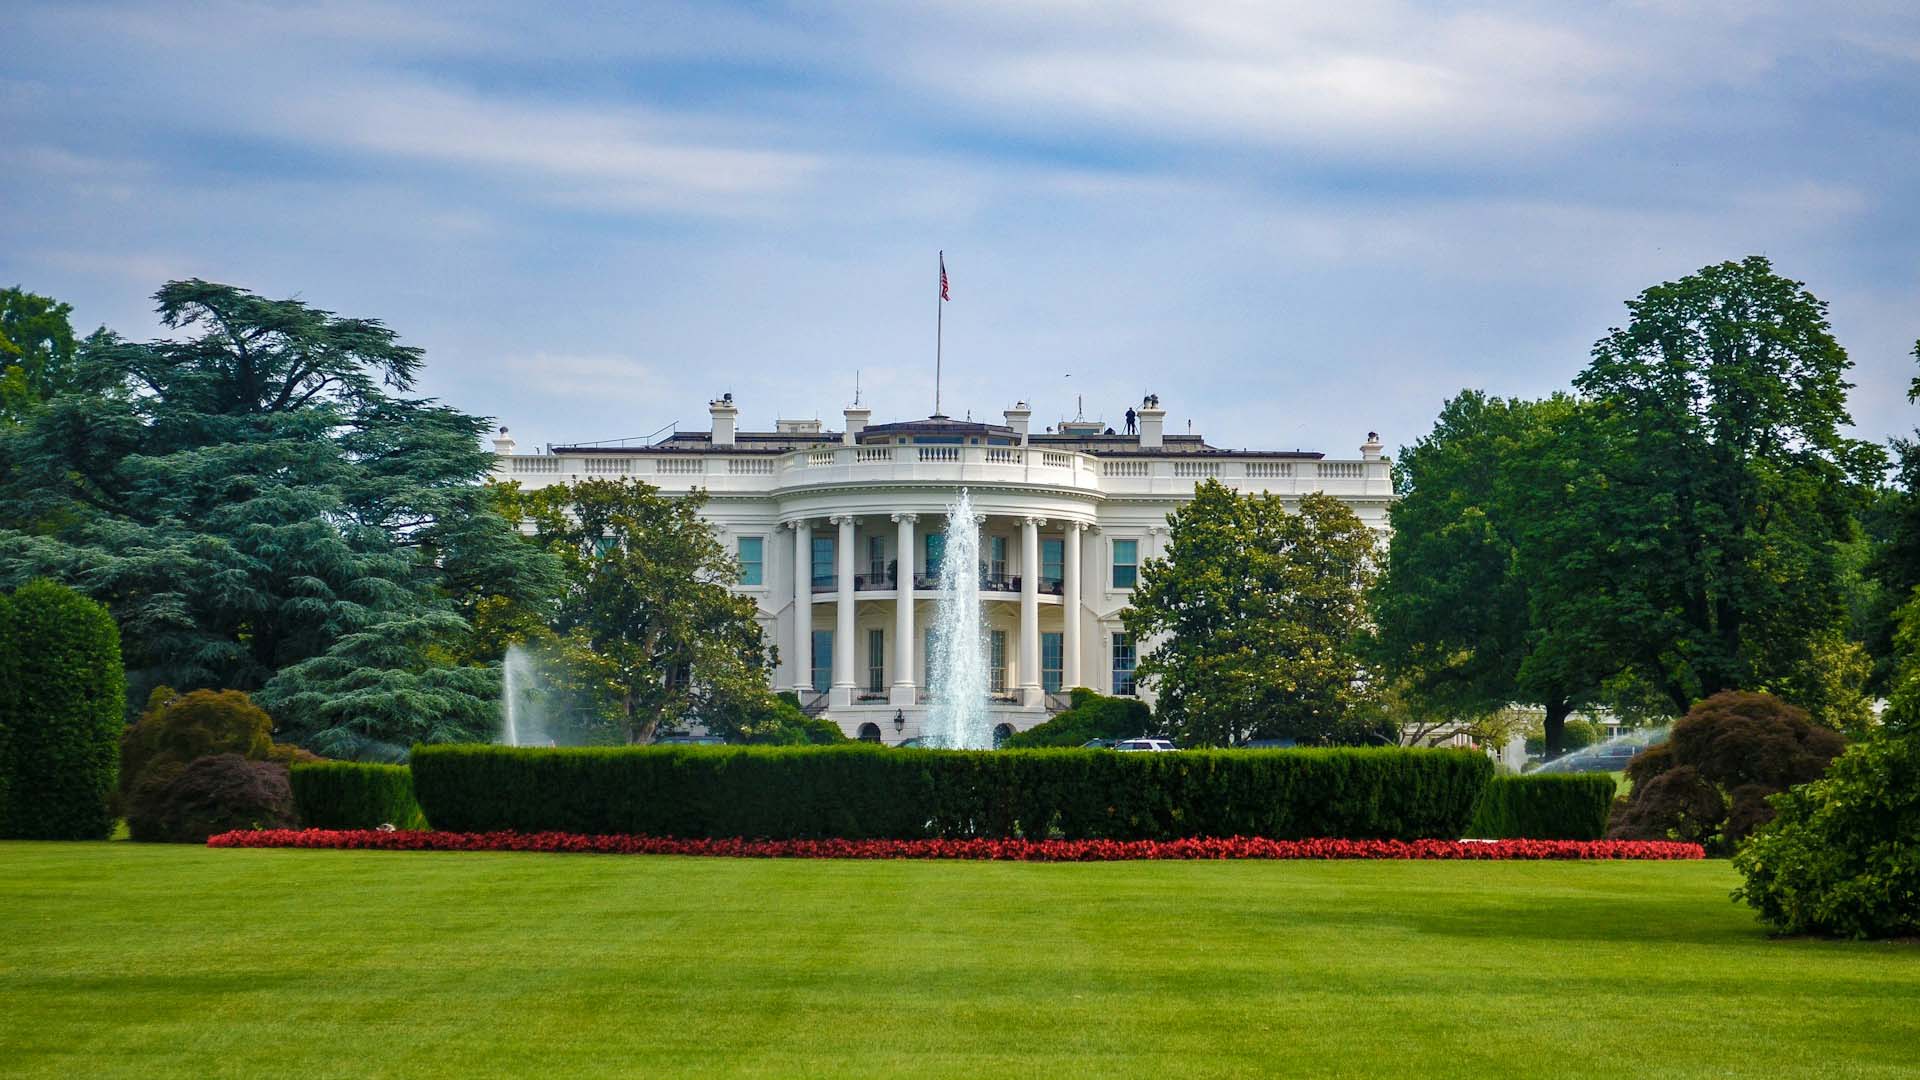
1526 717 1600 757
290 762 428 830
410 744 1493 841
124 753 297 843
119 687 317 839
1 580 125 840
1003 689 1153 748
1606 691 1843 855
1732 734 1920 938
1468 774 1616 839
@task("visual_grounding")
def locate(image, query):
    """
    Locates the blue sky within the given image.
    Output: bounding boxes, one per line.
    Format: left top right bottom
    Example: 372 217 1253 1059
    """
3 1 1917 456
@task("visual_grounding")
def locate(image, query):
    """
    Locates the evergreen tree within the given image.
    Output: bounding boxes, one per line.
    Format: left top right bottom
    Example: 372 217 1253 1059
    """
1122 482 1382 747
0 281 559 750
0 286 80 424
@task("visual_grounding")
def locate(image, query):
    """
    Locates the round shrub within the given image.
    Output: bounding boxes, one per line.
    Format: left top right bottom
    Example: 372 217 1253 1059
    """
1607 691 1843 855
121 688 274 797
1732 734 1920 938
1004 689 1153 748
1 580 126 840
125 753 296 844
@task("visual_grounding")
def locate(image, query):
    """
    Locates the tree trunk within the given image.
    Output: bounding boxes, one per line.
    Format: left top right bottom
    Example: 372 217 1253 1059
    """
1543 696 1572 760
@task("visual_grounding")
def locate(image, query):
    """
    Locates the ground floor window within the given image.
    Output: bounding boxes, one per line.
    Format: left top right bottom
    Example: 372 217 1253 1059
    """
1041 632 1063 693
1111 633 1136 695
856 722 882 743
993 723 1014 748
812 629 832 693
867 628 885 692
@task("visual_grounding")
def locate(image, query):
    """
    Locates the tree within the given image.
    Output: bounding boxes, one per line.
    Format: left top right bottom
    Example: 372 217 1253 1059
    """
1004 688 1154 748
1526 257 1881 718
1371 391 1606 757
503 477 771 744
1122 482 1381 747
0 281 559 748
1 580 125 840
1607 691 1844 854
1861 340 1920 690
0 286 79 423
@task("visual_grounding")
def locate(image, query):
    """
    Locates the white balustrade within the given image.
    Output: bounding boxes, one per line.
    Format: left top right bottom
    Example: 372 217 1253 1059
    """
1172 461 1219 478
583 457 633 474
1244 461 1295 478
656 458 704 475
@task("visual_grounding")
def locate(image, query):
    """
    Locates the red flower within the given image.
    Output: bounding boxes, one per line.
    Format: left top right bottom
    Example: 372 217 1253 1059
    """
207 830 1705 861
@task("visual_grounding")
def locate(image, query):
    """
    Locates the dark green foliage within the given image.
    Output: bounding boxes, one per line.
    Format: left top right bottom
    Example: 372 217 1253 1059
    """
410 744 1492 841
0 281 557 750
290 762 427 830
1468 774 1616 840
1525 718 1599 757
1004 688 1153 748
124 753 296 843
1733 733 1920 938
706 689 850 745
0 286 79 424
120 687 274 801
1 580 125 839
1607 691 1844 854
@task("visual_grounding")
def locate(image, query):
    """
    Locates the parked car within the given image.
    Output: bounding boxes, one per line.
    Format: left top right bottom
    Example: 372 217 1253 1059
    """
1113 738 1177 752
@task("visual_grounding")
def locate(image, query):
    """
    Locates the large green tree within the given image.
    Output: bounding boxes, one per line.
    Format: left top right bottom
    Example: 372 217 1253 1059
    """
0 281 558 750
1371 391 1606 757
1123 482 1382 747
0 286 80 424
1526 256 1880 720
502 477 771 744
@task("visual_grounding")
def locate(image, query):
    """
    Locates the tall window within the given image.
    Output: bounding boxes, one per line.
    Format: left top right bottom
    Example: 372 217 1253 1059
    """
811 630 833 693
923 628 939 688
1041 538 1064 588
811 536 835 588
1111 539 1139 589
925 533 945 580
592 535 618 559
989 630 1007 694
1111 633 1136 695
867 629 885 693
1041 632 1063 693
989 536 1008 580
867 536 887 582
737 536 763 586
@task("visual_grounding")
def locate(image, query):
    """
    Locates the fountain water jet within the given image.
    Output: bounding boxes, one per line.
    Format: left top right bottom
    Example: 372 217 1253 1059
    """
501 643 546 747
924 489 992 749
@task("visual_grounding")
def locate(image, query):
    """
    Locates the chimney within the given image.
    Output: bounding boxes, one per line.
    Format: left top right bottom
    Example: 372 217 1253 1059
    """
492 425 517 455
1003 401 1032 445
1361 431 1384 461
709 393 738 447
843 403 871 445
1137 395 1166 449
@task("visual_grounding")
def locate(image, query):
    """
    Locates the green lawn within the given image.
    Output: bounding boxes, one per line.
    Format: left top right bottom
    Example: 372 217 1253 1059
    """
3 844 1915 1078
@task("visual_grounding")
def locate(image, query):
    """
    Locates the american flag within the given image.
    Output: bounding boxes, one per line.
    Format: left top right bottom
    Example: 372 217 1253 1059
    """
939 252 950 301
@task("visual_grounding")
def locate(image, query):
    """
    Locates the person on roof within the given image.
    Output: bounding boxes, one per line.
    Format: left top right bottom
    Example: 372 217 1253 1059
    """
1124 407 1137 435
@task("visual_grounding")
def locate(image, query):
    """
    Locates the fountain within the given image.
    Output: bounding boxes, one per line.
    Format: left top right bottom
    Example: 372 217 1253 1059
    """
500 643 546 747
923 489 993 749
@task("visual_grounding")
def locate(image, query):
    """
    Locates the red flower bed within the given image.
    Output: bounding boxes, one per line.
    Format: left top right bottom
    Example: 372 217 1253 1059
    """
207 829 1704 861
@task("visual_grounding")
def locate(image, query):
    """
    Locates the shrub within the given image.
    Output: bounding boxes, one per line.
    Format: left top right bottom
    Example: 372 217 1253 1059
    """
1732 734 1920 938
121 688 316 841
1003 689 1153 748
1468 774 1616 839
290 762 428 830
1 580 125 840
124 753 297 843
1606 691 1843 854
1525 717 1600 757
409 743 1493 841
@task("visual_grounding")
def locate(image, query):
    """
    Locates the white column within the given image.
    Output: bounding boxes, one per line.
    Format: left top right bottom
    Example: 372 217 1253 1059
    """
891 513 917 706
790 520 811 694
1019 515 1044 706
832 515 857 705
1064 522 1083 690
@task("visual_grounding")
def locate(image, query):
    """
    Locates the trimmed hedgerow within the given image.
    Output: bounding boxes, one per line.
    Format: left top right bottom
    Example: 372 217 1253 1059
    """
1 580 125 840
409 744 1493 841
1468 774 1616 840
290 762 428 830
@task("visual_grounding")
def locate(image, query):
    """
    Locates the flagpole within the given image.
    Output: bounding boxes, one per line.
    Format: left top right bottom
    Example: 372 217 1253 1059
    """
935 251 944 417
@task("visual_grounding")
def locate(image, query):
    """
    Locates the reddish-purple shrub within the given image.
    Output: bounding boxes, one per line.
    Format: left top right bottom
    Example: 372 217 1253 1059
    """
128 753 296 843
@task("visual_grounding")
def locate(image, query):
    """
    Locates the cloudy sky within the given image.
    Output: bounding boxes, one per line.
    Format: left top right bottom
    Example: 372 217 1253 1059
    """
3 1 1917 456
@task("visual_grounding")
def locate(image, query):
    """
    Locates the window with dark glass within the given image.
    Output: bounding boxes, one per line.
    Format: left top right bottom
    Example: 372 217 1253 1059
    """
812 630 833 693
811 536 835 588
1041 538 1064 588
1111 539 1139 589
737 536 763 586
1111 633 1136 695
989 630 1007 693
925 533 945 580
867 536 886 582
867 629 885 692
1041 632 1063 693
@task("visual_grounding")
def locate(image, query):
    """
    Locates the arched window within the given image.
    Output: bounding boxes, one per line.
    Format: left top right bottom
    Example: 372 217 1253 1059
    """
857 722 883 743
992 723 1014 749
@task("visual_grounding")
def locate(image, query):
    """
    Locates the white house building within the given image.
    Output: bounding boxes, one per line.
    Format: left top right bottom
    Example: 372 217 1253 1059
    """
492 395 1391 744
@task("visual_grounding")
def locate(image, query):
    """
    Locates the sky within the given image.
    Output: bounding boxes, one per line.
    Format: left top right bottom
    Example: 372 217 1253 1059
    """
3 1 1918 457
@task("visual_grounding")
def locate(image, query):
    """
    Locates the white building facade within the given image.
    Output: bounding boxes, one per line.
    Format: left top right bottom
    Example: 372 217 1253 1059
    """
493 395 1391 745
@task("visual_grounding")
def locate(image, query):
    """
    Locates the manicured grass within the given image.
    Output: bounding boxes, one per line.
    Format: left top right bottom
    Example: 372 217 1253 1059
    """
2 843 1915 1079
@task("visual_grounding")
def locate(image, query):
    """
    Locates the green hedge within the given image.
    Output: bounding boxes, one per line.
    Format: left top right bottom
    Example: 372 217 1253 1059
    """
1 581 125 840
291 762 428 830
1467 773 1616 840
410 744 1492 841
